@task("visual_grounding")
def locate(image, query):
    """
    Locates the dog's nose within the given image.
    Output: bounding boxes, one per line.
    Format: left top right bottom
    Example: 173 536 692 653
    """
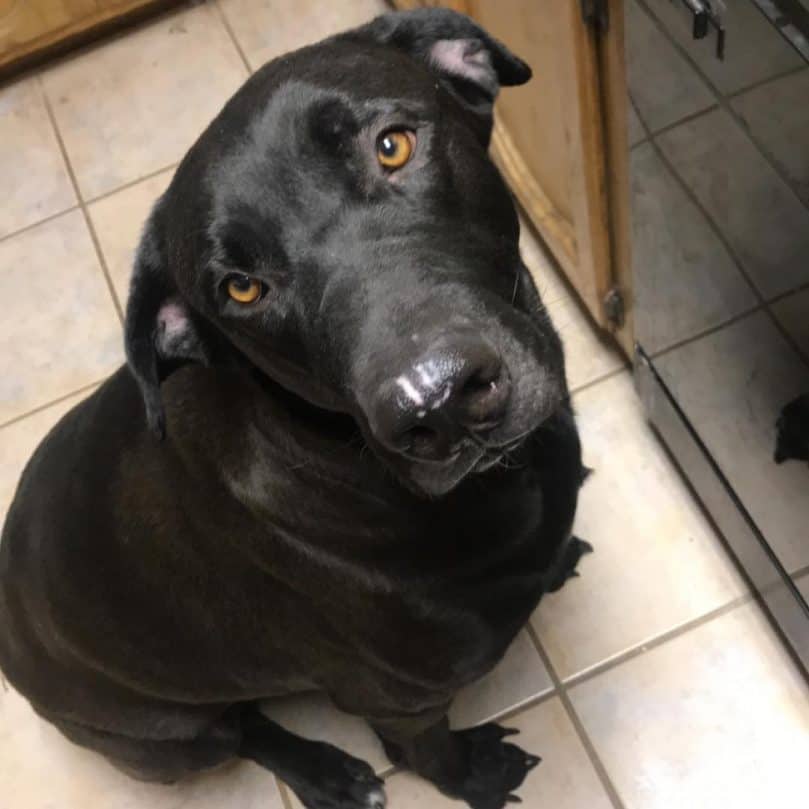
370 336 510 461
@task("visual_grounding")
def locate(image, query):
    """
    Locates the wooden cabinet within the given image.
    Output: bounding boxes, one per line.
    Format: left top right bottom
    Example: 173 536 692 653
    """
0 0 174 77
394 0 632 353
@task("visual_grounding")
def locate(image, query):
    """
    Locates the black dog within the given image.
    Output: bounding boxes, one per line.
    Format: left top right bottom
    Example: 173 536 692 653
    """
0 10 588 809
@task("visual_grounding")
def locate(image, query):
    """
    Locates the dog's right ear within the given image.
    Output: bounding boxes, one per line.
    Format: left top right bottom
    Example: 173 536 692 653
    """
124 204 209 439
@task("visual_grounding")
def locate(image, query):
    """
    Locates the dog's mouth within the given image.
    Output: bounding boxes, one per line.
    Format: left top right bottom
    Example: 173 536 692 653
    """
399 430 534 496
470 433 531 474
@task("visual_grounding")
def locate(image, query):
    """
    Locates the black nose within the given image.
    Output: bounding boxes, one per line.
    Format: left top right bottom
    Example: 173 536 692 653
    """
369 336 511 461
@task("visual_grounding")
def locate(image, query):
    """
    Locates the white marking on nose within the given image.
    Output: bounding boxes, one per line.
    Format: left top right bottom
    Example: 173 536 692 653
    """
416 361 439 388
430 384 453 410
396 376 424 406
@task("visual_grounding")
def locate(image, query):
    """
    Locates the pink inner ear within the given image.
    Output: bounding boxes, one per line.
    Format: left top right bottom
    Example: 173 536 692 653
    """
157 300 189 340
429 39 497 95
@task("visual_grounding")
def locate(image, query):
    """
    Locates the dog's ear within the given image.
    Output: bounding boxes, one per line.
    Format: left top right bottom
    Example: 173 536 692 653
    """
356 9 531 133
124 203 209 439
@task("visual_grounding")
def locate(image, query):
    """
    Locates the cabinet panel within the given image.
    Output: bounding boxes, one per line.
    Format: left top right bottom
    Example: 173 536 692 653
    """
0 0 173 76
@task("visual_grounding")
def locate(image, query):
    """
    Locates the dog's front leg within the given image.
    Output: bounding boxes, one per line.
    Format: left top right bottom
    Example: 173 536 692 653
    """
375 715 540 809
239 705 386 809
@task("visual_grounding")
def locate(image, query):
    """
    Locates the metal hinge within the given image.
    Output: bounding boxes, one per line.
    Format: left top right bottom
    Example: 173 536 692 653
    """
580 0 609 33
604 287 625 329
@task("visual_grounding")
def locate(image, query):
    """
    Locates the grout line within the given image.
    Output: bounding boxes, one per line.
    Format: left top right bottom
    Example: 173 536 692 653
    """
213 0 254 76
38 76 125 324
569 365 628 396
83 161 180 206
643 102 718 141
561 595 751 691
0 378 105 431
0 164 178 250
648 303 764 361
766 277 809 307
524 624 627 809
0 205 81 247
486 686 558 726
791 564 809 581
627 92 649 151
725 63 809 100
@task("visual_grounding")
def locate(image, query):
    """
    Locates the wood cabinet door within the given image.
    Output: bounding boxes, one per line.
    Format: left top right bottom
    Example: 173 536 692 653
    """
0 0 171 76
392 0 632 352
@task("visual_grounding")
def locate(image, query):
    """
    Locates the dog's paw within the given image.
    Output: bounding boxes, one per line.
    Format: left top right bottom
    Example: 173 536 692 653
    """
441 724 540 809
543 535 593 593
288 745 386 809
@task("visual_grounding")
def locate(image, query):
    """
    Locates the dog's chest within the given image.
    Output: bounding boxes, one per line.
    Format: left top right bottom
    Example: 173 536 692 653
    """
231 472 550 695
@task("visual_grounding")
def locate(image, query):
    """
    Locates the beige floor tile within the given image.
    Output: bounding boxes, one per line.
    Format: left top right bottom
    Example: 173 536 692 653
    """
626 0 714 133
771 286 809 358
732 68 809 207
641 0 803 95
658 108 809 300
0 77 76 239
88 169 175 307
656 312 809 573
570 603 809 809
382 698 612 809
219 0 385 70
42 2 247 200
631 143 756 354
448 630 552 728
546 294 625 392
0 211 123 424
261 629 552 778
532 372 745 680
260 691 390 774
518 215 568 307
0 389 94 523
0 686 284 809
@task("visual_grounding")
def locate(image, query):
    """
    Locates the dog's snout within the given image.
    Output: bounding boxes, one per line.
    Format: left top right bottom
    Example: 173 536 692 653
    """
370 336 511 462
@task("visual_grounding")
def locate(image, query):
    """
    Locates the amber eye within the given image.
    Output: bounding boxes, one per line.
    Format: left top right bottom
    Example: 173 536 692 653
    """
226 274 263 304
376 130 414 170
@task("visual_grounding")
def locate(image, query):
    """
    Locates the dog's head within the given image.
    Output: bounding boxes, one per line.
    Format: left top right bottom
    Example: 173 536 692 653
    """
125 9 568 496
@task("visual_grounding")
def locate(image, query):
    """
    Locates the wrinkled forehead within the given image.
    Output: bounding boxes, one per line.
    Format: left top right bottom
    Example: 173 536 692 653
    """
281 37 444 104
205 44 443 213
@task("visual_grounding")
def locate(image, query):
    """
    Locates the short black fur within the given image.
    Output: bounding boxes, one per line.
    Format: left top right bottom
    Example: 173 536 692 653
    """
0 10 588 809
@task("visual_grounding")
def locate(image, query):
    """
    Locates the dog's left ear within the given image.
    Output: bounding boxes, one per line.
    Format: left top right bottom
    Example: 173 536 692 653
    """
125 202 210 439
355 8 531 137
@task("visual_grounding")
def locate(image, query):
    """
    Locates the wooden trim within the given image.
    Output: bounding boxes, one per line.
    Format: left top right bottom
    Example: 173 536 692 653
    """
596 0 634 355
0 1 182 82
563 0 612 327
490 117 578 275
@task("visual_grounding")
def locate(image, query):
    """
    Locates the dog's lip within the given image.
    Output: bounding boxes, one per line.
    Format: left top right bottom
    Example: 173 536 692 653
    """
403 429 533 494
470 434 529 474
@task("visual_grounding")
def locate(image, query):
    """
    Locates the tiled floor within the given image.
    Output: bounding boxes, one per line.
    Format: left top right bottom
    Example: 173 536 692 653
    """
1 2 807 809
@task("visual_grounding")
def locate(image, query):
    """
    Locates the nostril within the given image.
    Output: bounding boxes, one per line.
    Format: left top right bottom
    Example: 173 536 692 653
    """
397 424 441 457
457 364 510 429
459 367 500 398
